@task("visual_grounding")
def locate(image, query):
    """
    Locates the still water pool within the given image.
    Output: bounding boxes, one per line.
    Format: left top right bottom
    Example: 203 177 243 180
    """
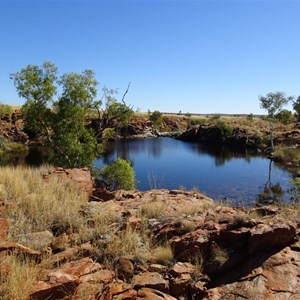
94 137 296 205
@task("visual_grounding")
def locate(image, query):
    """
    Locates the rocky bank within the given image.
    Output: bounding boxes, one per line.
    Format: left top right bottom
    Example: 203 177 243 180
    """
0 168 299 299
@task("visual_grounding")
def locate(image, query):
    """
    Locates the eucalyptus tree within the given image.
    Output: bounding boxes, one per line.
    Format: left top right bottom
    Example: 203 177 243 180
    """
293 96 300 121
11 63 101 167
259 92 293 152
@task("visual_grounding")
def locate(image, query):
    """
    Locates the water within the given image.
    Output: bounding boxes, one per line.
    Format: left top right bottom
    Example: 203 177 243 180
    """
94 137 296 205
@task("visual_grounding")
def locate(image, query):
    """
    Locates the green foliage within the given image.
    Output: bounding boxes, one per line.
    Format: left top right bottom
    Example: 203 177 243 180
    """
273 147 300 164
150 110 163 128
275 109 294 124
289 179 300 203
247 113 253 121
0 103 13 119
100 158 135 190
11 62 102 168
190 118 206 126
102 128 116 140
259 92 293 118
209 115 221 122
11 62 57 138
215 120 233 138
259 92 293 151
293 96 300 121
92 86 134 137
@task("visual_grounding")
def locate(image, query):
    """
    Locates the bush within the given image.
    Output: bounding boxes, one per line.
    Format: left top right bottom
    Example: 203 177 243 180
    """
0 103 13 119
149 110 163 128
273 147 300 164
190 118 206 126
216 120 233 138
100 157 135 190
275 109 294 124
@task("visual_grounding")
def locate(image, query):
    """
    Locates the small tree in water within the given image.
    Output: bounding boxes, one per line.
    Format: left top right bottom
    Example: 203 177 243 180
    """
259 92 293 152
100 158 135 190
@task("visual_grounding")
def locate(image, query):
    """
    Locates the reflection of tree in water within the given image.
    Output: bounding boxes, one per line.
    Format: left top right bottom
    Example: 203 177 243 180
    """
256 160 284 205
101 140 134 166
101 138 163 165
0 147 50 167
193 143 255 167
147 138 162 158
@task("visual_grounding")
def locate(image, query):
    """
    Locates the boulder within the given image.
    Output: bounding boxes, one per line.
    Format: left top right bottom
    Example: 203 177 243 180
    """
16 230 54 251
203 245 300 300
97 282 137 300
30 273 80 300
171 219 296 276
137 287 176 300
0 241 41 261
133 272 169 293
116 256 134 282
43 168 93 197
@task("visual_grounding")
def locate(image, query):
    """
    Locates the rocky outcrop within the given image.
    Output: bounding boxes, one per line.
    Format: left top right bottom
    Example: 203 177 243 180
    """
0 184 299 299
43 167 94 197
178 124 262 149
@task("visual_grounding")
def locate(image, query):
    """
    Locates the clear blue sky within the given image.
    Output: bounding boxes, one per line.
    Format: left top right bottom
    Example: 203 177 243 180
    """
0 0 299 114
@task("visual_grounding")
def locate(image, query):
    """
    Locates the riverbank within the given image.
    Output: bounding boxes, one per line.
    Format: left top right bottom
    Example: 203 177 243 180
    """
0 166 299 299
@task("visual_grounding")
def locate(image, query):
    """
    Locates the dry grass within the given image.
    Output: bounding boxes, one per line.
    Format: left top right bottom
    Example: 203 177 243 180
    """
0 166 87 240
140 196 168 219
210 243 229 267
151 243 173 265
274 147 300 164
105 227 150 263
0 255 38 300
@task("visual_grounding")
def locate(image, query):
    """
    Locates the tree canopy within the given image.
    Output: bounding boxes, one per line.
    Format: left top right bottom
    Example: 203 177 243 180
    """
259 92 293 152
10 62 132 168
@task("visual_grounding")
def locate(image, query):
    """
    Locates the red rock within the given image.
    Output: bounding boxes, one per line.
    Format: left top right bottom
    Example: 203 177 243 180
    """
203 245 300 300
0 218 9 240
44 247 79 267
73 282 102 300
91 189 115 201
116 256 134 282
81 269 115 284
43 168 93 197
97 282 137 300
149 264 168 273
137 287 176 300
30 273 80 300
0 241 41 260
133 272 169 293
169 262 196 277
58 257 103 277
127 216 142 230
169 273 193 296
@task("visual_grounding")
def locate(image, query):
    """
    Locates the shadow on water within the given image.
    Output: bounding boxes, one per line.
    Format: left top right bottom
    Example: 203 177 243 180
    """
0 146 50 166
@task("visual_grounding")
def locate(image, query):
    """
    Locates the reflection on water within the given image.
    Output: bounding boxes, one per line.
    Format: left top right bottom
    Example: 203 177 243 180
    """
95 137 296 205
0 146 50 166
1 138 296 206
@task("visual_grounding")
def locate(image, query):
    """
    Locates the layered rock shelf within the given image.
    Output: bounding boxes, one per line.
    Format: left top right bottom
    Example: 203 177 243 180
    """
0 168 299 299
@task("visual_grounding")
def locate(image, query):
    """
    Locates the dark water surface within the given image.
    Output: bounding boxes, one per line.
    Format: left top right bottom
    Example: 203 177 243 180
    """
94 137 296 205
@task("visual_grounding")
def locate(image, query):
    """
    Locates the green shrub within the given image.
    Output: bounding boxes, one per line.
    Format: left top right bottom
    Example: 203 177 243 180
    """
247 113 253 121
100 157 135 190
190 118 206 126
216 120 233 138
0 103 13 118
289 179 300 203
150 110 163 128
273 147 300 164
275 109 294 124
